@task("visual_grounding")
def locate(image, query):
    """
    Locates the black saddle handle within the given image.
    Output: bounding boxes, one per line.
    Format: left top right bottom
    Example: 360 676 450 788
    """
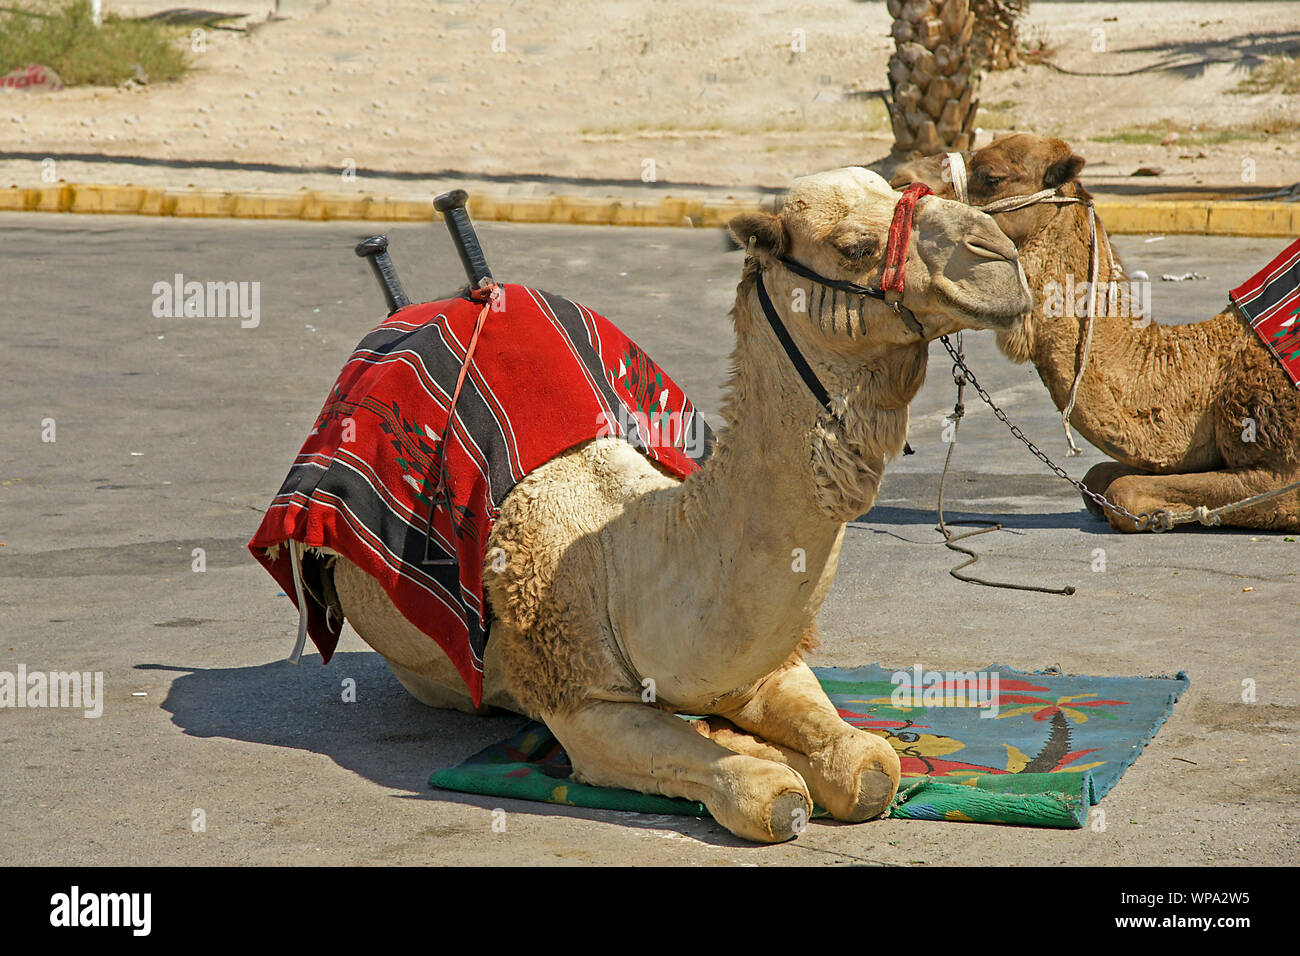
434 189 493 289
354 234 411 315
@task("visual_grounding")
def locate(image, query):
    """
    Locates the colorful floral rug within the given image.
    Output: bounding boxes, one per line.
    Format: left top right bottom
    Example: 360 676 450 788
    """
429 665 1189 829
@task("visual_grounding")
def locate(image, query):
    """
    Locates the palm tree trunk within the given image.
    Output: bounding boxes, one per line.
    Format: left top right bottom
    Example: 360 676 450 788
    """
1022 710 1072 774
886 0 980 161
971 0 1030 71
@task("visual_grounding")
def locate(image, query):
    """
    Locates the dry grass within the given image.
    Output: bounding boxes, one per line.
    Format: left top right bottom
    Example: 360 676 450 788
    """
0 0 188 87
1018 24 1060 67
1095 116 1300 146
975 99 1019 130
1232 54 1300 96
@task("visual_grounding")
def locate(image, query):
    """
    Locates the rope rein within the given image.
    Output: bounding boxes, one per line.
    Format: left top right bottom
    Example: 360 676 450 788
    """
421 279 501 567
935 332 1077 594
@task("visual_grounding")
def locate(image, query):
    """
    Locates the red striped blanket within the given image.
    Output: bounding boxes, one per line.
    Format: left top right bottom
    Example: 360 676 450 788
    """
1231 235 1300 389
249 285 712 705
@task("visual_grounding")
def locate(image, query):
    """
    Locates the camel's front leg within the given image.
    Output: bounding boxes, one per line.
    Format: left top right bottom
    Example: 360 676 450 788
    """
545 700 812 843
1080 461 1148 521
716 660 900 822
1104 466 1300 532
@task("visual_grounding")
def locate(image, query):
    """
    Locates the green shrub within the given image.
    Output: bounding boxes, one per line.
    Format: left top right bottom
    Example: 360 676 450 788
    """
0 0 189 87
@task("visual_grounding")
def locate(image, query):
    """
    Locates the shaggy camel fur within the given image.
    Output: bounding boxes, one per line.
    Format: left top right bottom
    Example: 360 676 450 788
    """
329 168 1030 843
893 134 1300 532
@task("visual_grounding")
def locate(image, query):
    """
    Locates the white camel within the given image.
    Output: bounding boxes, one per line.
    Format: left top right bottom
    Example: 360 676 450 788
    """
320 168 1029 842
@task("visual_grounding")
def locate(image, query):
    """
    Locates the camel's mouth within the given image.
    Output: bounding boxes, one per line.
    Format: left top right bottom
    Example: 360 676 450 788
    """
908 193 1031 332
964 233 1013 261
932 266 1031 330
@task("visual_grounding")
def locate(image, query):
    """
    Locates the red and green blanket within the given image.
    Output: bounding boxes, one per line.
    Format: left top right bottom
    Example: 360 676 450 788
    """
1231 235 1300 389
249 285 712 705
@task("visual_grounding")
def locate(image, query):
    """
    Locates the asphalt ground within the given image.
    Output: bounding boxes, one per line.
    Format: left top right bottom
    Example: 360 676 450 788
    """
0 214 1296 866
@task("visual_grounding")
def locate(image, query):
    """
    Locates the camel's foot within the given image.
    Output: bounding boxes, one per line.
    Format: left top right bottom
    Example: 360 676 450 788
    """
547 700 812 844
819 729 901 821
700 716 897 822
717 659 901 822
1080 462 1148 522
705 759 813 844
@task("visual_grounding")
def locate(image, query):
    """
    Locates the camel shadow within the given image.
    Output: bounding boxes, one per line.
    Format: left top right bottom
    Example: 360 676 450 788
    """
857 504 1113 534
142 653 766 848
857 505 1272 538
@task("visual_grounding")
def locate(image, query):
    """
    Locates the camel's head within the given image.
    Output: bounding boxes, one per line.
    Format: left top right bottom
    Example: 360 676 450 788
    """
728 166 1030 351
890 133 1087 247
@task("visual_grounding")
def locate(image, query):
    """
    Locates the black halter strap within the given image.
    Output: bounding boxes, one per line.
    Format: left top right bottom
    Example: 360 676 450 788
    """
776 255 883 298
752 256 926 416
755 269 835 414
775 256 925 339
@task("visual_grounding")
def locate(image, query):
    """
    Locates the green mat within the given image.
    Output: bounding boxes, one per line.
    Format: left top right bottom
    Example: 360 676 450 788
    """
430 664 1188 829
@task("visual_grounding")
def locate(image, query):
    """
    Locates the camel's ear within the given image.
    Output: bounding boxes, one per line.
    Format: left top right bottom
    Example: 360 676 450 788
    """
1043 153 1086 189
728 211 788 259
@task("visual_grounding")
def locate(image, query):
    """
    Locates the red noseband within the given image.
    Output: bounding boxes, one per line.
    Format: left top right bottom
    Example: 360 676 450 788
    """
879 182 932 294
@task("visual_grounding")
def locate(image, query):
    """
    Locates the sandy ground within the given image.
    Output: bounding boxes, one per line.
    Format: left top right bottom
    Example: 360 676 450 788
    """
1 1 1298 200
0 215 1296 866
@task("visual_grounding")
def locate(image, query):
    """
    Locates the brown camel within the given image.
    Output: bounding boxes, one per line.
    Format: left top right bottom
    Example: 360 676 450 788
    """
892 133 1300 532
317 168 1030 842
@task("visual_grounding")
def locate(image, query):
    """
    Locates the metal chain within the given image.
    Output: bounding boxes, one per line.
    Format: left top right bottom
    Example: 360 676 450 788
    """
935 334 1077 594
937 335 1160 531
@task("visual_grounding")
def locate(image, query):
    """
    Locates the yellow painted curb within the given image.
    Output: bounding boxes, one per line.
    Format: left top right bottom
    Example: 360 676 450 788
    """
1092 200 1300 238
1 184 1296 236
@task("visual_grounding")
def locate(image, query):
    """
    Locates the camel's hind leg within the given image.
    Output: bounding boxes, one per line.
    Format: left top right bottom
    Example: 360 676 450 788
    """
545 700 812 843
331 555 516 714
1104 466 1300 532
715 659 900 822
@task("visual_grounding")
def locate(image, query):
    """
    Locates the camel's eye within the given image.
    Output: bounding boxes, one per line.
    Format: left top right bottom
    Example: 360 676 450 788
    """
835 235 879 262
975 169 1005 190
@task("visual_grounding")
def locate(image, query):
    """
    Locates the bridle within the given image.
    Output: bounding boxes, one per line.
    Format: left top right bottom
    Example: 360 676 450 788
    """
751 182 933 421
943 152 1118 454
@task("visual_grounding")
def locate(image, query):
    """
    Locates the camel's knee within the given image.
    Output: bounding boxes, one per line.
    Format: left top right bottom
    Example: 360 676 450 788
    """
1082 462 1144 522
1102 475 1154 532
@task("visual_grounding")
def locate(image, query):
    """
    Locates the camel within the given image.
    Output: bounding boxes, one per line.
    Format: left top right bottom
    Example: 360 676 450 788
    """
316 168 1029 843
891 134 1300 532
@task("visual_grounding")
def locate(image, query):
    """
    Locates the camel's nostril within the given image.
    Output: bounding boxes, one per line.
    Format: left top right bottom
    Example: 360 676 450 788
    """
964 229 1017 262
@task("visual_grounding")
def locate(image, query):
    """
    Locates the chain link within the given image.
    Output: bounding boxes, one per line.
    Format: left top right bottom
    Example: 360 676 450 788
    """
938 335 1163 531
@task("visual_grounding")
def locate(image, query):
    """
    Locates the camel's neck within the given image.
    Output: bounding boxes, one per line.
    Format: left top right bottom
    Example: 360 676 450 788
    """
1010 203 1245 471
617 274 926 706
